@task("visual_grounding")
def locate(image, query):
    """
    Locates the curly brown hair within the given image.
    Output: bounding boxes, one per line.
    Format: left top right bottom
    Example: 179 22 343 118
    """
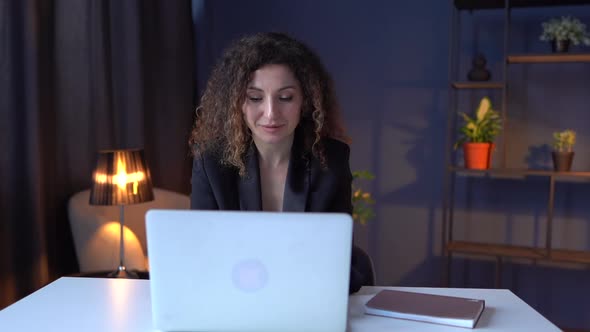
189 32 348 176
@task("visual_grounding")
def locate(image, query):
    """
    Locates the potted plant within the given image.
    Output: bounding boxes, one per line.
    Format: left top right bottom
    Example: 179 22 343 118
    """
552 129 576 172
540 16 590 53
454 97 502 170
352 170 375 225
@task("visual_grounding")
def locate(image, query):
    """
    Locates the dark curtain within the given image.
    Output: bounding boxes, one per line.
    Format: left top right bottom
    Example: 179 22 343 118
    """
0 0 195 308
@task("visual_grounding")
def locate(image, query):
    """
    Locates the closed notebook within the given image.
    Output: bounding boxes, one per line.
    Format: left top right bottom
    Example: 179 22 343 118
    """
364 290 485 328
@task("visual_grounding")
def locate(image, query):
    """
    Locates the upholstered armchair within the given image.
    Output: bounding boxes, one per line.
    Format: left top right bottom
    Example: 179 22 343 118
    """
67 188 190 273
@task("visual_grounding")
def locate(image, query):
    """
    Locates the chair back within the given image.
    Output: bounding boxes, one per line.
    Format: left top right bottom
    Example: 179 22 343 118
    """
67 187 190 272
352 245 376 286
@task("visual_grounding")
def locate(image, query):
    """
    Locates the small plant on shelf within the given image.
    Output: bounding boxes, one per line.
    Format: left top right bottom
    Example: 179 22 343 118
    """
352 170 375 225
553 129 576 152
540 16 590 52
552 129 576 172
454 97 502 170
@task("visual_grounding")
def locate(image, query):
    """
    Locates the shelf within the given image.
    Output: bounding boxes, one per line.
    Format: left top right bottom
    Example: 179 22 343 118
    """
446 0 590 289
452 82 505 89
447 241 590 264
450 166 590 179
550 249 590 264
447 241 546 259
455 0 590 10
508 54 590 63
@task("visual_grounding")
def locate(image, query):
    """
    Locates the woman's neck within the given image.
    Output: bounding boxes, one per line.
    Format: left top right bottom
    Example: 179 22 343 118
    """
253 135 294 168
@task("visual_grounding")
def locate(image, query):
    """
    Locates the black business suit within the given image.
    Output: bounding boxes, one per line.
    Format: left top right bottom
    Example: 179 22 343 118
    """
190 133 364 293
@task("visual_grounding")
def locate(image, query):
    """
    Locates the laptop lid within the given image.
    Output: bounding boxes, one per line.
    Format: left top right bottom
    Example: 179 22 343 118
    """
145 209 353 332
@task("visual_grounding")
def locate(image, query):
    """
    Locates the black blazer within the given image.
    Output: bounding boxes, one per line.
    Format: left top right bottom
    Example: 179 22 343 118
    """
190 135 364 293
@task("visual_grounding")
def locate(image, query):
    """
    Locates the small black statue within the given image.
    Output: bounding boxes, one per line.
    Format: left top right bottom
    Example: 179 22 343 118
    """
467 53 491 81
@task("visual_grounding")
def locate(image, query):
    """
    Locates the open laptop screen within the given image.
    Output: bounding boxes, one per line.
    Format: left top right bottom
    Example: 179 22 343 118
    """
146 209 352 332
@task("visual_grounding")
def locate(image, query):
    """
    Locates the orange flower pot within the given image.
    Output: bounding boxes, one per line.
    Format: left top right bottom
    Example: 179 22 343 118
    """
463 142 494 170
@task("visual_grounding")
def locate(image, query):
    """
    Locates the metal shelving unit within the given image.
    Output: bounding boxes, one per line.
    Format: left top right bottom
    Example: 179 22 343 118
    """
443 0 590 288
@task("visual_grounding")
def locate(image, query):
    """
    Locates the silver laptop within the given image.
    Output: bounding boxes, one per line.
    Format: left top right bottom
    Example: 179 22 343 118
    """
145 209 353 332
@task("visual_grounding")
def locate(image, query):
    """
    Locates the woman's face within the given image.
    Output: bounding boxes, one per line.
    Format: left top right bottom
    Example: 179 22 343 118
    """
242 64 303 147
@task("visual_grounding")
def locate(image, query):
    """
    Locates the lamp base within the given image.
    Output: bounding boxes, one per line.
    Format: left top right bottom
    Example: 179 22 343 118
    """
108 265 139 279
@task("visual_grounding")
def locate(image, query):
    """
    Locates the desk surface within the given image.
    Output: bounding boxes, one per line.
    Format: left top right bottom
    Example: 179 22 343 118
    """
0 277 560 331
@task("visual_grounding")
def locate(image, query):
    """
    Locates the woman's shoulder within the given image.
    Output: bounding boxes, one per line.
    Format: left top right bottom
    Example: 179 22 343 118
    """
192 145 226 170
321 137 351 159
316 137 351 176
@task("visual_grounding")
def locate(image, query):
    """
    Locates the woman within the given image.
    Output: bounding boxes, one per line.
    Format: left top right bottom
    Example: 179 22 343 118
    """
189 32 365 293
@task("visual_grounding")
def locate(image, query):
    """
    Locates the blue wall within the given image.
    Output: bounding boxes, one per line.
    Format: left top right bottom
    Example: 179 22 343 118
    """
192 1 590 329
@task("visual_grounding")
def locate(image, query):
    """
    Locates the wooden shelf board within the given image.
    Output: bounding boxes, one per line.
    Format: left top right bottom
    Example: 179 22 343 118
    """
550 249 590 264
447 241 590 264
450 167 590 179
447 241 546 259
508 54 590 63
455 0 590 10
452 82 504 89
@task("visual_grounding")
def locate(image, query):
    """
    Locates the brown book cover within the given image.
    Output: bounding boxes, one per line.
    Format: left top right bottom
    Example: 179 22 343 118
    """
364 290 485 328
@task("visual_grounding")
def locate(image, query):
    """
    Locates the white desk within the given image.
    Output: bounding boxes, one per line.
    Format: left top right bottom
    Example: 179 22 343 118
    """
0 277 560 331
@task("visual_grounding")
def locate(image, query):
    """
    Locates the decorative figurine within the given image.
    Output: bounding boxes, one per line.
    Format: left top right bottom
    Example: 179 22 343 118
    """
467 53 491 81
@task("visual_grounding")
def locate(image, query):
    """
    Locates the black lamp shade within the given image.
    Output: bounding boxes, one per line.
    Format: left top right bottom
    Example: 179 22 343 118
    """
89 149 154 206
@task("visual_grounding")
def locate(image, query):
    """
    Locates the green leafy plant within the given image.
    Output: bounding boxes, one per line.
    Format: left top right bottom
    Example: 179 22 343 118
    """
553 129 576 152
454 97 502 149
540 16 590 46
352 170 375 225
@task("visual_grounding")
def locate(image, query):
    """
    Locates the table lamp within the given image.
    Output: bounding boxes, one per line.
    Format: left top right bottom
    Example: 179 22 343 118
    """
89 148 154 278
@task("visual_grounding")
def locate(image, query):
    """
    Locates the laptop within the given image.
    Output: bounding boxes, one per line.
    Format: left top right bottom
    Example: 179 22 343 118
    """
145 209 353 332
